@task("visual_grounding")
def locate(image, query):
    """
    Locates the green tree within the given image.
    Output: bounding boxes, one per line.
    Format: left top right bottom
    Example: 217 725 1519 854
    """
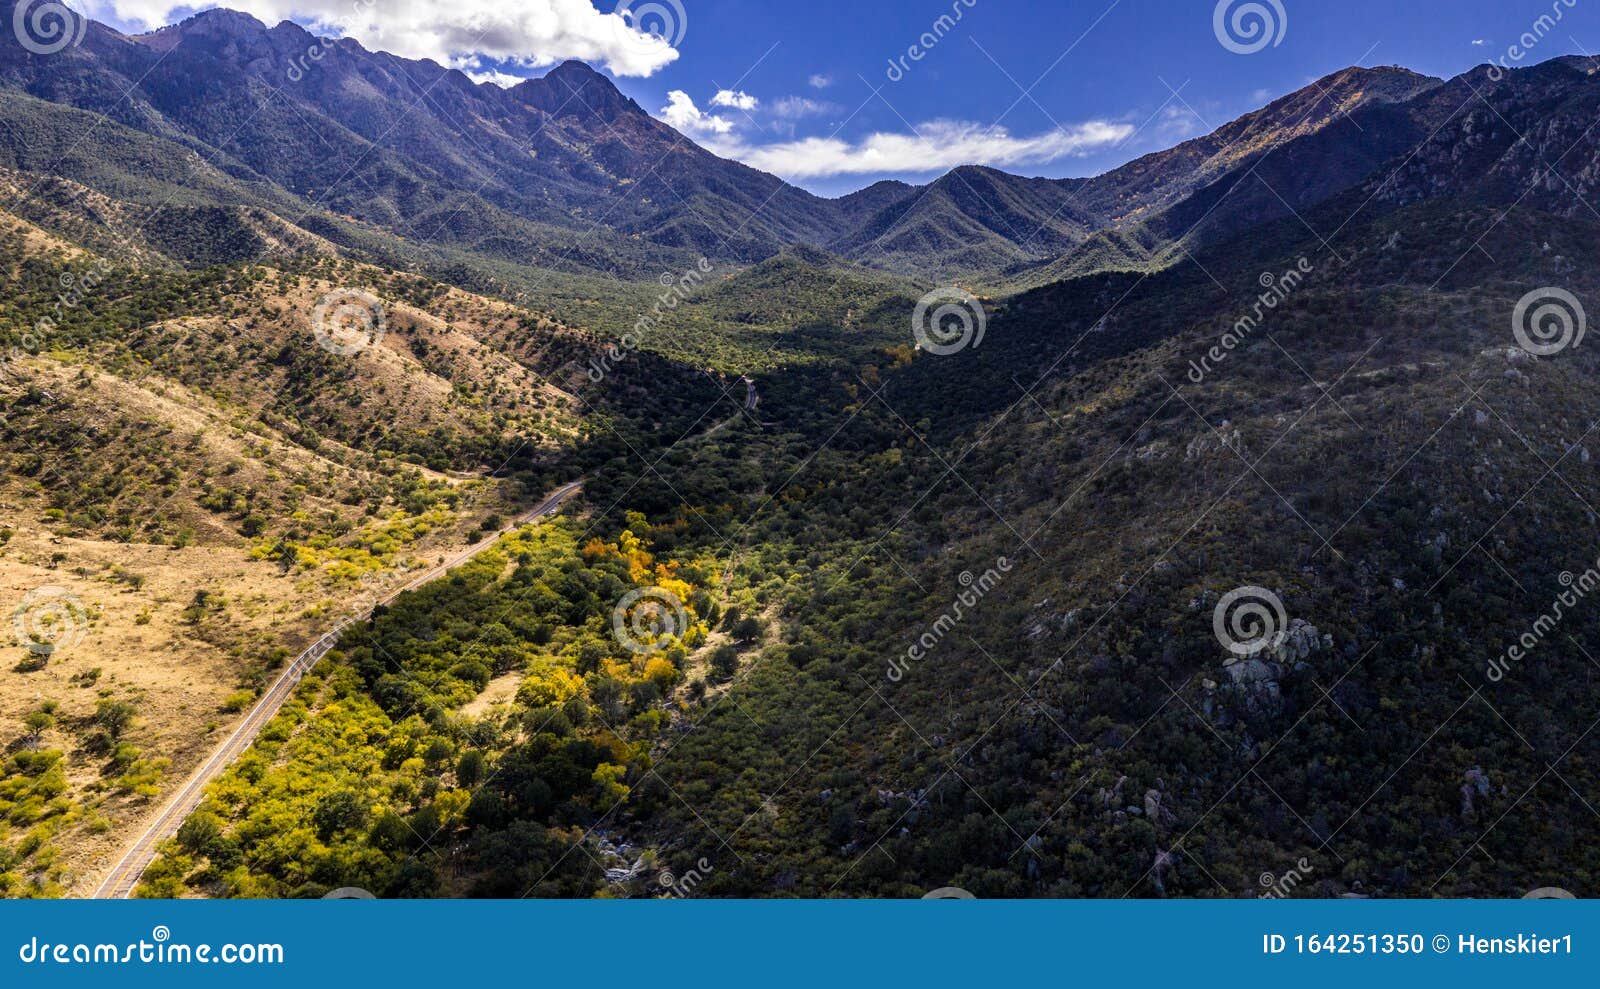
313 790 370 840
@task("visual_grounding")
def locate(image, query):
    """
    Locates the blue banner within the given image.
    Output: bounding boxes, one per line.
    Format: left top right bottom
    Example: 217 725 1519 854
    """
2 899 1590 987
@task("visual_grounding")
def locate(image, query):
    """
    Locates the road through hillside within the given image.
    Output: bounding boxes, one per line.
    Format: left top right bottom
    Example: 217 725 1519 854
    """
88 481 584 899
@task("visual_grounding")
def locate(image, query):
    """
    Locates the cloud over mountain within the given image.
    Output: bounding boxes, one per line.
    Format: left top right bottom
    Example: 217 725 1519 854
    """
83 0 682 76
659 90 735 135
713 118 1135 179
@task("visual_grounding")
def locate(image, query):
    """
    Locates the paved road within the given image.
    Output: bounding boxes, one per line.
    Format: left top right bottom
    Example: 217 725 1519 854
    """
89 481 584 899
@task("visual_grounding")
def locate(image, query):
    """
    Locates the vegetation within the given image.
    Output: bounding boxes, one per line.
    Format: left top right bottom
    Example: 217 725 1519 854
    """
4 21 1600 901
140 519 711 897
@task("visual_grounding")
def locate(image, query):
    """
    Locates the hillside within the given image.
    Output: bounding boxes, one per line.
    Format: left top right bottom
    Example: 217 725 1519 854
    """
0 193 726 895
4 3 1600 903
833 66 1441 279
129 80 1600 901
0 4 1460 294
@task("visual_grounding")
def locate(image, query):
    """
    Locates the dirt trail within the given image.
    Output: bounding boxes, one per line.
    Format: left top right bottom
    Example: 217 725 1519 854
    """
88 481 584 899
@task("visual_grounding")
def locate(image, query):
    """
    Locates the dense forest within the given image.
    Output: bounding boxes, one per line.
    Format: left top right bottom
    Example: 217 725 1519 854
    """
4 11 1600 898
98 192 1600 899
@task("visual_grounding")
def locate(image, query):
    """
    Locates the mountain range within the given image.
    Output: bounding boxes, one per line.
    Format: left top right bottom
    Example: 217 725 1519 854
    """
7 4 1567 288
5 4 1600 902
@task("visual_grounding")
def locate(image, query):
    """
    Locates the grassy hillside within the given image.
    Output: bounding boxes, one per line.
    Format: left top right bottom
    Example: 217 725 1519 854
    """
0 206 727 895
6 9 1600 901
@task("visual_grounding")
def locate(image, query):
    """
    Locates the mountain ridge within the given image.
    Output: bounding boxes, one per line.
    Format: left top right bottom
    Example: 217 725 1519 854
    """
0 2 1470 287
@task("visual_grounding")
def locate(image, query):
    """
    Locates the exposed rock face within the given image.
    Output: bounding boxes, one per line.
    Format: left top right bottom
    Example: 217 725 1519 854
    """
1223 657 1281 686
1097 775 1128 809
596 835 650 884
1214 619 1332 714
1221 618 1330 682
1268 619 1329 663
1151 849 1179 894
1144 788 1176 828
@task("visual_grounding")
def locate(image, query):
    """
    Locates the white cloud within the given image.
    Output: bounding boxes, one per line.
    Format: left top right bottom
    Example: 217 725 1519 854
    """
1472 38 1487 46
87 0 681 77
1158 105 1201 140
771 96 837 119
468 68 535 88
808 73 832 89
660 90 733 135
711 89 759 111
707 119 1134 180
1250 87 1273 103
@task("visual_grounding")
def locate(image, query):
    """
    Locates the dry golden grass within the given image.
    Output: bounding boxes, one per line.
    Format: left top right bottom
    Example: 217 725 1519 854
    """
0 492 536 894
0 354 541 895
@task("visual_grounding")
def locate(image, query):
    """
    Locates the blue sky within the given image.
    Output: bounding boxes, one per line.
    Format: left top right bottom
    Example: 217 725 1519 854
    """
84 0 1600 196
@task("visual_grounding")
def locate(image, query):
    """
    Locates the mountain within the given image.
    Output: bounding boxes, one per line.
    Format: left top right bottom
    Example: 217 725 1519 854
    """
1078 64 1440 223
827 165 1096 276
9 4 1600 902
0 6 855 271
831 66 1442 278
577 150 1600 898
0 3 1454 288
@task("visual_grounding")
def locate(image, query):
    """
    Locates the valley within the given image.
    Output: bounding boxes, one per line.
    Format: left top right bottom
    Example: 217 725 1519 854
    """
1 3 1598 900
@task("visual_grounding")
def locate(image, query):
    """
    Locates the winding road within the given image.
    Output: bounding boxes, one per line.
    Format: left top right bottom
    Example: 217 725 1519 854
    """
89 480 584 899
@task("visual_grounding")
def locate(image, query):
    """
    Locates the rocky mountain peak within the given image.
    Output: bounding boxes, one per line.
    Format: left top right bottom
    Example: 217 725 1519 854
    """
510 59 641 121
